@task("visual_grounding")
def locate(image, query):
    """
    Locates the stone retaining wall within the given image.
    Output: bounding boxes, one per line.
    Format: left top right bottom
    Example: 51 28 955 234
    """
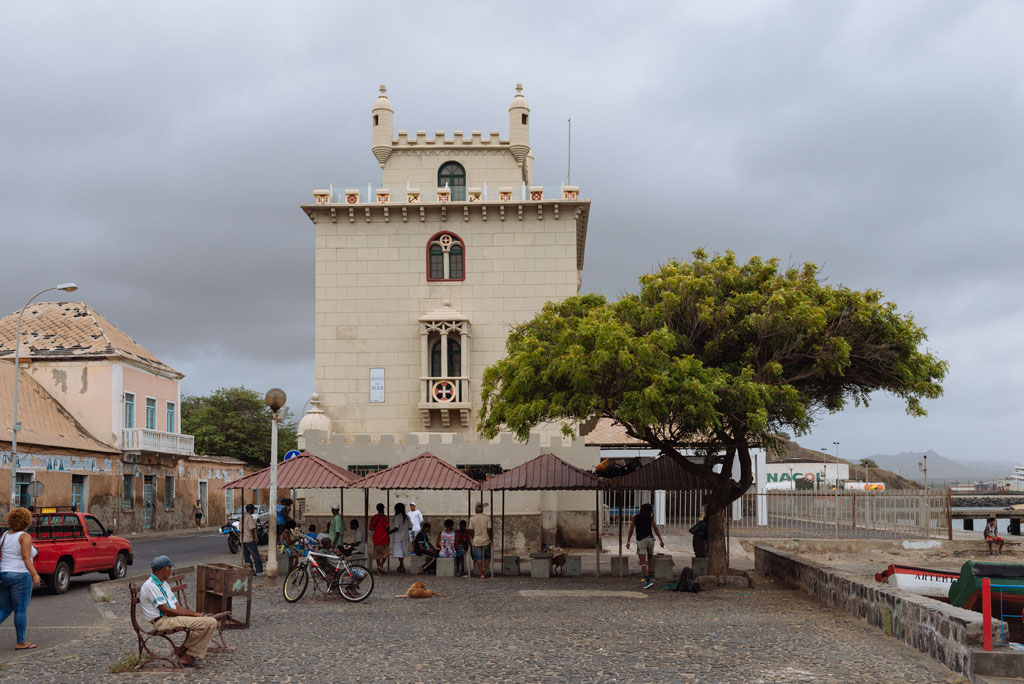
755 545 1002 678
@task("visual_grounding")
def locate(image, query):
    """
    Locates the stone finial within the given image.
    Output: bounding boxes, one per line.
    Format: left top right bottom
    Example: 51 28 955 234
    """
380 84 387 95
515 82 523 95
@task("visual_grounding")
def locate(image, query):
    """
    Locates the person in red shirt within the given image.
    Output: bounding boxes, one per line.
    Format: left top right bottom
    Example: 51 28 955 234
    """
368 503 391 574
453 519 471 578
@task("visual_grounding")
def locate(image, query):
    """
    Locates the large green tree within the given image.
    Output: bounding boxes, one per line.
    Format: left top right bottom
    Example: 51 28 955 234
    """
182 386 298 467
479 250 947 575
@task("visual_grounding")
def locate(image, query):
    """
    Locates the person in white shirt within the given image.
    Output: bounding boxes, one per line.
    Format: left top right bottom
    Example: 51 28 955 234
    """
408 502 424 546
138 555 218 667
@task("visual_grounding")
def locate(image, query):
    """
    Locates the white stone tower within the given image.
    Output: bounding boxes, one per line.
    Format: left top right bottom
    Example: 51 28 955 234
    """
371 84 394 168
508 82 531 182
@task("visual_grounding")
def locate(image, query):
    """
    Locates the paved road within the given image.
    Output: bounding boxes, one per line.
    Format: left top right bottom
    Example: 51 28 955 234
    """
129 531 234 568
0 532 234 660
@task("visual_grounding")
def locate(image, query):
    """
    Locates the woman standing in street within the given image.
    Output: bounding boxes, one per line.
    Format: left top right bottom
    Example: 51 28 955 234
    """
0 507 42 649
390 502 411 574
193 500 204 529
368 503 390 574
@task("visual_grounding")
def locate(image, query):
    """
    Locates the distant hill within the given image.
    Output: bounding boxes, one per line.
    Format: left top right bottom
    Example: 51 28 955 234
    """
768 437 921 489
869 450 1016 483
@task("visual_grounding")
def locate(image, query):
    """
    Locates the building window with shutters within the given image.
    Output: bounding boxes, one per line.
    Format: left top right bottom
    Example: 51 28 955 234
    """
166 401 176 433
124 393 135 429
123 474 134 510
165 476 174 510
426 231 465 282
145 397 157 430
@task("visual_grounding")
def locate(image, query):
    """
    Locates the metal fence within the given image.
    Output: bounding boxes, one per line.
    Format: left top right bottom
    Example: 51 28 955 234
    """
603 489 950 540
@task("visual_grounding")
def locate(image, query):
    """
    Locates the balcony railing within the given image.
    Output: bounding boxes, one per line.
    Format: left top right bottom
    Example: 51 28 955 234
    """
122 428 195 456
418 377 471 407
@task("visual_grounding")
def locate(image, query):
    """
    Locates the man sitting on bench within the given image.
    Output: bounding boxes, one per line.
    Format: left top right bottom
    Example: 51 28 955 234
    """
139 555 219 668
413 522 438 573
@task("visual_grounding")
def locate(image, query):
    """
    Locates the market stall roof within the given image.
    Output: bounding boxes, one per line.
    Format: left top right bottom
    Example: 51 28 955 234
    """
223 452 358 490
481 452 605 491
349 451 480 491
610 455 704 490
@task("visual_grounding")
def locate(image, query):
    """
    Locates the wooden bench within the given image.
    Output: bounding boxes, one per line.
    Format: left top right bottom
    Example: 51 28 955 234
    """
129 573 233 670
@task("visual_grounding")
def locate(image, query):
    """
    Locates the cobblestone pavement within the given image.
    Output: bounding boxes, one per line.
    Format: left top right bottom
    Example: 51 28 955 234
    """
2 571 964 684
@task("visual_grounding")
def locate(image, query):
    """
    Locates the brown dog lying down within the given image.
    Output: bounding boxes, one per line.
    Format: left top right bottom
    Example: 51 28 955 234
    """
396 581 447 598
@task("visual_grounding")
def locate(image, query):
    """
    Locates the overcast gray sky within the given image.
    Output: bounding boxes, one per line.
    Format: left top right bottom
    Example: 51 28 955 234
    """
2 1 1021 466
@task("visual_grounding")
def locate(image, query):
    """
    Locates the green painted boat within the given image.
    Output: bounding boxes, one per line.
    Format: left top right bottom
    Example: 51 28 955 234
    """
948 560 1024 612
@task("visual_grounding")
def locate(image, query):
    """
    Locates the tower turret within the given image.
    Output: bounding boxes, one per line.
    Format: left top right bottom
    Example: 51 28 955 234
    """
372 84 394 168
508 82 531 174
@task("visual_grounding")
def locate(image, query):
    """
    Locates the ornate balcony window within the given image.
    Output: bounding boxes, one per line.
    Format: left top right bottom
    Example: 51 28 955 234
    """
418 302 471 428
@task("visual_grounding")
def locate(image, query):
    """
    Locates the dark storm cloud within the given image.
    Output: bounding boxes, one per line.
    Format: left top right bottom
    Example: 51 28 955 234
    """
2 1 1021 464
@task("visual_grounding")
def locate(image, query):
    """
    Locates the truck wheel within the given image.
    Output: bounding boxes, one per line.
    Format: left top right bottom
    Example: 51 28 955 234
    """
50 560 71 594
108 552 128 580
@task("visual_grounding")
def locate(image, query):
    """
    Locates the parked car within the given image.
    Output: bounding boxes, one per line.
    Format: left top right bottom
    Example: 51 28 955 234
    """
227 504 270 526
16 511 133 594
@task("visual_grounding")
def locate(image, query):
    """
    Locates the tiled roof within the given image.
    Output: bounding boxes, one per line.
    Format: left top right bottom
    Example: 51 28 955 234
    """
481 453 605 491
610 456 704 491
0 301 182 378
350 451 480 491
582 417 714 448
223 453 358 490
582 418 648 447
0 361 118 454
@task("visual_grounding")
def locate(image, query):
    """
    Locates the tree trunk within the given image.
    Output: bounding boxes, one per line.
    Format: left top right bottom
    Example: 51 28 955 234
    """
705 498 729 576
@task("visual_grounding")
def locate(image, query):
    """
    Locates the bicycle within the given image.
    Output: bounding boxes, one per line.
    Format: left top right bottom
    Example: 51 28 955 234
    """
283 541 374 603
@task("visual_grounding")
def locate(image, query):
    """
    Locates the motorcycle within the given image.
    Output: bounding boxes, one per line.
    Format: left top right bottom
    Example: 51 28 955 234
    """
221 519 269 554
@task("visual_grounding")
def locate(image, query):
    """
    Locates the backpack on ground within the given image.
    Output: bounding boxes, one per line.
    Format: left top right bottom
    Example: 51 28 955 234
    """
675 567 701 593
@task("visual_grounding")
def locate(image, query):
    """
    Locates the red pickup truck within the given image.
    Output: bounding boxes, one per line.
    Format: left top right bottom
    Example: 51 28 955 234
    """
26 511 134 593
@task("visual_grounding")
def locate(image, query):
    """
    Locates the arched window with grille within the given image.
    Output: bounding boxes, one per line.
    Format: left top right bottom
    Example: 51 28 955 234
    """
426 231 466 282
430 340 462 377
438 161 466 201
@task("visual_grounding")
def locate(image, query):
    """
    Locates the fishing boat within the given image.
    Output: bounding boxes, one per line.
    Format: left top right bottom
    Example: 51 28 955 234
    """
875 564 959 601
948 560 1024 613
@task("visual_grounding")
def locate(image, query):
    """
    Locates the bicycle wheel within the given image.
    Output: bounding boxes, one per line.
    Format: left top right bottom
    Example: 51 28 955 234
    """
283 565 309 603
337 564 374 603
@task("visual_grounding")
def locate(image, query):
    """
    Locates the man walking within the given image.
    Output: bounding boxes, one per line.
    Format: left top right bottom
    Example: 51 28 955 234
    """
139 555 219 668
626 502 664 588
328 504 345 548
468 503 492 578
241 504 264 576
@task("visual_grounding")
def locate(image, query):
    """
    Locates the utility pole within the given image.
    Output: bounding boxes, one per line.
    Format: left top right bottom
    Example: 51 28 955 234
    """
264 388 287 578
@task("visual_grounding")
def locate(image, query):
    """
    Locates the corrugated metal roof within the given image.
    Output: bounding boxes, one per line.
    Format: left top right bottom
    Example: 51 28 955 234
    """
481 453 605 491
224 453 358 490
350 451 480 491
610 456 704 491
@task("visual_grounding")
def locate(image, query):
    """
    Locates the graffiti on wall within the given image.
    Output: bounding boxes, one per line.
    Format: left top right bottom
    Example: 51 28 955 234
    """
1 450 113 473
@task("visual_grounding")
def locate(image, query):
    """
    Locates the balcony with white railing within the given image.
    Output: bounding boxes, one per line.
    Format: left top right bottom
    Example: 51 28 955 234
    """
122 428 195 456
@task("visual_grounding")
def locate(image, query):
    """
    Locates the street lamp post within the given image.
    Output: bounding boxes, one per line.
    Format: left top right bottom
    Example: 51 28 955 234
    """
9 283 78 510
264 388 286 578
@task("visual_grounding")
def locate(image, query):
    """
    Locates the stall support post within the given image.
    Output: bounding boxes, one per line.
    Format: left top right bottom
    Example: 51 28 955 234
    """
501 490 506 572
493 491 497 577
594 489 600 576
617 490 623 557
386 490 391 572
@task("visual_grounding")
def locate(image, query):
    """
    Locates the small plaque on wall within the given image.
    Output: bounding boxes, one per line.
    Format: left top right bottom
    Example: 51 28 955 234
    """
369 368 385 403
